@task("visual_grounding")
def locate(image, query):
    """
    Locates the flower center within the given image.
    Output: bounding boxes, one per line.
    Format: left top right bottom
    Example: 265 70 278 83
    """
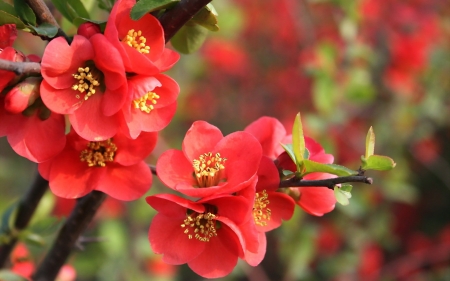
123 29 150 54
132 91 159 113
80 139 117 167
71 66 100 100
253 190 271 226
192 152 226 187
181 212 218 242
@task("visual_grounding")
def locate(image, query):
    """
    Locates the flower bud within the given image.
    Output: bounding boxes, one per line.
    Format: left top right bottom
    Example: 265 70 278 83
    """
77 22 101 39
4 77 41 113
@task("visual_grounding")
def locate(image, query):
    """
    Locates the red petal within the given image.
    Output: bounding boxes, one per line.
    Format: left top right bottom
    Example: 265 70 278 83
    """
244 116 286 159
146 194 204 216
297 187 336 216
156 150 197 189
40 80 83 115
182 121 223 161
127 101 177 138
153 48 180 72
114 131 157 166
244 232 267 266
256 156 280 192
95 162 151 201
149 213 205 264
257 191 295 232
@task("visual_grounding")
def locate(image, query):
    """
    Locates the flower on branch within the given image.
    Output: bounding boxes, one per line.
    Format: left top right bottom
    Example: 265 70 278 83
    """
38 130 156 200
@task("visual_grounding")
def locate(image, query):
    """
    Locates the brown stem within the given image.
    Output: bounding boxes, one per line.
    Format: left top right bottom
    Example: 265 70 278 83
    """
0 172 48 268
32 191 106 281
24 0 69 42
0 59 41 75
159 0 213 42
279 175 373 189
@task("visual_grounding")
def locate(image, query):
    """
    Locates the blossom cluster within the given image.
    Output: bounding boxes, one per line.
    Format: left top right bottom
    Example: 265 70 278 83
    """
147 117 337 277
0 0 179 201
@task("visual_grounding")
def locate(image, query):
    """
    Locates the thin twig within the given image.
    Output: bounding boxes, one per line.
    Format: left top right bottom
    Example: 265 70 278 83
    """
24 0 70 42
0 59 41 75
279 175 373 189
32 191 106 281
159 0 213 42
0 172 48 268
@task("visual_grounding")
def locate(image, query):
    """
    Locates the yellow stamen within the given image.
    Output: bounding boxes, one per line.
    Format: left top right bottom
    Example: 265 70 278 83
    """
71 67 100 101
132 91 160 113
181 212 217 242
192 152 226 187
80 139 117 167
123 29 151 54
253 190 271 226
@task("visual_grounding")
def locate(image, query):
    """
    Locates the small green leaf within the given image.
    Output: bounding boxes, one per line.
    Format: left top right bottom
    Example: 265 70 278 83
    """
68 0 90 19
73 17 106 29
191 3 219 32
365 126 375 158
292 112 306 172
22 232 46 246
28 217 64 236
334 186 349 205
280 143 296 164
340 184 352 199
303 159 358 177
171 22 208 54
0 270 28 281
28 23 58 38
0 201 18 234
0 11 26 29
130 0 180 20
13 0 36 25
361 154 396 171
51 0 77 23
0 1 17 16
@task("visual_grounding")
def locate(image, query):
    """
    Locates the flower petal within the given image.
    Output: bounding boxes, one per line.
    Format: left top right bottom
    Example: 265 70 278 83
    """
297 187 336 216
182 121 223 161
156 149 197 189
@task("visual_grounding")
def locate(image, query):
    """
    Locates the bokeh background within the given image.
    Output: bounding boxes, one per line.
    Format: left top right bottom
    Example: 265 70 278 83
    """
1 0 450 280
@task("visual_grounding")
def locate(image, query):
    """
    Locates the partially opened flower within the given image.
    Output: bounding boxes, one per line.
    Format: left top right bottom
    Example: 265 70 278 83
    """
104 0 179 75
38 130 156 200
156 121 262 198
40 34 127 141
120 73 179 138
146 193 258 278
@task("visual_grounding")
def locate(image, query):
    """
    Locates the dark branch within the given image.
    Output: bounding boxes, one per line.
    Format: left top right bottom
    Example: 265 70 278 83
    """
24 0 70 42
0 59 41 75
279 175 373 189
0 172 48 268
32 191 106 281
159 0 213 42
148 164 157 175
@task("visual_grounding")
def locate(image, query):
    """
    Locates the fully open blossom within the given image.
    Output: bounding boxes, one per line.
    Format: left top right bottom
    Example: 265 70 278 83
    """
120 73 179 139
104 0 179 75
245 116 336 216
156 121 262 198
147 193 259 278
0 97 66 163
38 130 156 200
40 34 127 141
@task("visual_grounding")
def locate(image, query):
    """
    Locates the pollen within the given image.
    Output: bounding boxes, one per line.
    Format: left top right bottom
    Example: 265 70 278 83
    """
253 190 271 226
71 67 100 100
123 29 151 54
192 152 226 187
80 139 117 167
132 91 159 113
181 212 217 242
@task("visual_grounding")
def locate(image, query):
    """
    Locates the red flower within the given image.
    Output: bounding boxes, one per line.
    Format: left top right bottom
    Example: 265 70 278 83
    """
0 23 17 48
156 121 262 198
0 97 66 163
40 34 127 141
104 0 179 75
120 73 179 138
245 116 336 216
38 130 156 200
146 193 258 278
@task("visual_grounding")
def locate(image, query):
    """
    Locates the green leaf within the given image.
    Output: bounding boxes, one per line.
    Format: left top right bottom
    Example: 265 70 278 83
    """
361 154 396 171
0 1 17 16
68 0 90 19
334 186 350 205
303 159 358 177
365 126 375 158
73 17 106 29
280 143 296 164
13 0 36 25
51 0 89 23
130 0 180 20
191 3 219 32
28 217 64 236
0 201 18 234
292 112 306 172
0 11 26 29
340 184 352 199
22 232 46 246
171 22 208 54
0 270 28 281
28 23 58 38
